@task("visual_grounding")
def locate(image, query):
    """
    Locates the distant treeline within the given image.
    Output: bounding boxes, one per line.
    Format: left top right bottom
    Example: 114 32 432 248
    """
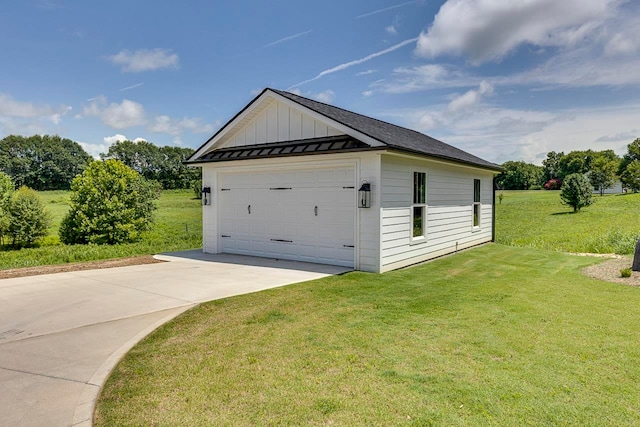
0 135 199 191
497 138 640 194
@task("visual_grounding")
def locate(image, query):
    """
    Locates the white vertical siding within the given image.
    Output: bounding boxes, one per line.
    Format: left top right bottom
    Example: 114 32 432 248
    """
227 99 343 146
380 155 494 272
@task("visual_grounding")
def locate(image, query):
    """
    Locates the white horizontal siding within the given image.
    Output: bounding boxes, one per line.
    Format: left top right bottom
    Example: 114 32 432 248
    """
226 98 343 147
380 155 495 271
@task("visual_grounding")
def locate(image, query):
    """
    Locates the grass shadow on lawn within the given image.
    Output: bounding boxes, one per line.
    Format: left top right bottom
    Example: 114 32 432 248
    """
95 244 640 426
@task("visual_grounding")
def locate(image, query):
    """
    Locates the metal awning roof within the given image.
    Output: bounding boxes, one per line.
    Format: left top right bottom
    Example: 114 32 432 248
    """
190 135 375 163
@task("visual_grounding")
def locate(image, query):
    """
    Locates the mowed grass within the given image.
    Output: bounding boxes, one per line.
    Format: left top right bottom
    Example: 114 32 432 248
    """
96 244 640 426
496 190 640 254
0 189 201 269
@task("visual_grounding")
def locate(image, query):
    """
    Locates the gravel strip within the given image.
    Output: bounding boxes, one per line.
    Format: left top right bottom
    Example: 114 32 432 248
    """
581 257 640 286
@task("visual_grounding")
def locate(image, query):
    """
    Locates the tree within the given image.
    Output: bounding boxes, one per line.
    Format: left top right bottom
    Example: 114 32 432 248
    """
0 172 15 245
0 135 92 190
560 173 594 212
101 140 199 190
621 160 640 192
59 160 161 245
588 150 620 196
619 138 640 190
497 161 544 190
542 151 564 181
7 186 51 247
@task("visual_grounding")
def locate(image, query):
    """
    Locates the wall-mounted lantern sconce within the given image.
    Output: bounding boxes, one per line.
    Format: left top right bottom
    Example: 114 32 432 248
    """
201 186 211 206
358 181 371 208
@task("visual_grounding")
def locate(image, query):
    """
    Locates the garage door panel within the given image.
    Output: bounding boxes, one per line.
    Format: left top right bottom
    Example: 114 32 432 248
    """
219 167 355 267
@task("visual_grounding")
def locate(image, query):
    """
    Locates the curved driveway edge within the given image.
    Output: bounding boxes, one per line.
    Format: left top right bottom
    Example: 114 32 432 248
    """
0 251 350 427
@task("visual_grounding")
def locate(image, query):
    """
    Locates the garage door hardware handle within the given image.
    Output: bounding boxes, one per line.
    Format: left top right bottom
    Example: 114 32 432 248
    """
343 186 355 189
221 188 231 191
248 205 251 214
221 235 231 238
314 206 318 216
269 187 292 190
270 239 293 243
343 245 354 248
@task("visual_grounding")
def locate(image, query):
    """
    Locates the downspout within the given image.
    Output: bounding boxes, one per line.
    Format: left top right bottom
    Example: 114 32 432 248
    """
492 175 497 242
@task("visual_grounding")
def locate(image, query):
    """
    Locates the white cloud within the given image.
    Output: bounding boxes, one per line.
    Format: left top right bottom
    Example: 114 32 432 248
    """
362 90 373 97
386 25 397 35
0 93 70 119
447 81 493 112
103 134 129 145
415 0 616 64
356 69 377 76
82 98 146 130
148 115 215 137
312 90 335 103
605 32 639 56
108 48 179 72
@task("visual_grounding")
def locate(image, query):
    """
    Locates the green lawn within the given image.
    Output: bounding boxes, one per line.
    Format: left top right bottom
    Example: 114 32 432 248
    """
496 190 640 254
0 189 201 269
96 244 640 426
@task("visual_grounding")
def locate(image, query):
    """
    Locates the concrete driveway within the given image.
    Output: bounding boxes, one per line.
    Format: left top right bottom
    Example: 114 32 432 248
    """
0 251 349 427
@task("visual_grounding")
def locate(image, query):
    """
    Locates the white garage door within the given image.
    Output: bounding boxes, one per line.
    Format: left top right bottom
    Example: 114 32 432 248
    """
219 167 355 267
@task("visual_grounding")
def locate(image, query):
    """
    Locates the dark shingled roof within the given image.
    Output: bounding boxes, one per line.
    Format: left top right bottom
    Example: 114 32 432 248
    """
270 89 501 171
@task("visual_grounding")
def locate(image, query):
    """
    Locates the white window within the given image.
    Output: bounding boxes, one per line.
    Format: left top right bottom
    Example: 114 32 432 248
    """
412 172 426 241
473 179 481 228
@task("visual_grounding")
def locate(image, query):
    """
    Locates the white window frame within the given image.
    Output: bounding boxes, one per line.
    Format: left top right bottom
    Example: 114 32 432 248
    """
411 171 427 243
472 178 481 230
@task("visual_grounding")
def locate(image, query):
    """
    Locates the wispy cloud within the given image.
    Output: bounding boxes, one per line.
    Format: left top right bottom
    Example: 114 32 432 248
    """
356 69 377 76
119 82 144 92
81 97 146 129
108 48 179 73
289 37 418 89
356 1 414 19
264 30 313 48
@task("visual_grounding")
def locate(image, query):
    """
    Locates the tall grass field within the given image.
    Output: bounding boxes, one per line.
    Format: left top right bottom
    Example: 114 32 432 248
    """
496 190 640 254
0 189 201 269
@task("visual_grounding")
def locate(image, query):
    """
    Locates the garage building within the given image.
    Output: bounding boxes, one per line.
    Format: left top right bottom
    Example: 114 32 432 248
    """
186 88 501 273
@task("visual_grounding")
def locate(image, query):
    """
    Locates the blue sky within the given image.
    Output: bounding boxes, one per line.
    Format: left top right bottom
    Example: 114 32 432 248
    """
1 0 639 164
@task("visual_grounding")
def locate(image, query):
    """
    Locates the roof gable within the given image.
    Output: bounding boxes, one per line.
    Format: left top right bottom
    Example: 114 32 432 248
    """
188 88 501 171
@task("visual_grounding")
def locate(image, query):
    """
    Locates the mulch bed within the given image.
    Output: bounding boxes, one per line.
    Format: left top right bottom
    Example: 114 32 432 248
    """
581 256 640 286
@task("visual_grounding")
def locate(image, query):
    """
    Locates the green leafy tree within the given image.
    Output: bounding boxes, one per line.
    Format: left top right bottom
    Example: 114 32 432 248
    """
621 160 640 192
0 172 15 245
7 186 51 247
497 161 544 190
588 150 620 196
101 140 199 190
542 151 564 181
557 150 595 180
0 135 92 190
619 138 640 190
560 173 594 212
59 160 161 245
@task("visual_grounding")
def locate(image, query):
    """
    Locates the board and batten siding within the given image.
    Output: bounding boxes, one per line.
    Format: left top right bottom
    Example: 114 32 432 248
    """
379 155 494 272
225 99 343 148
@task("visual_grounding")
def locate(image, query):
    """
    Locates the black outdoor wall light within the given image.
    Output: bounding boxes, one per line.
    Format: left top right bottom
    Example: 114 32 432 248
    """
201 186 211 205
358 181 371 208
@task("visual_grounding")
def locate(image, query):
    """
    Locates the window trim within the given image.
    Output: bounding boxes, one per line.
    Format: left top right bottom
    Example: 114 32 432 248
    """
472 178 481 230
411 171 427 243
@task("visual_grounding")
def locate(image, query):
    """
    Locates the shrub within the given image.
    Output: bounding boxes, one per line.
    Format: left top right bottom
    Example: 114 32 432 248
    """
7 186 51 248
621 268 632 278
529 184 543 190
560 173 594 212
59 160 161 245
0 172 15 244
544 179 562 190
